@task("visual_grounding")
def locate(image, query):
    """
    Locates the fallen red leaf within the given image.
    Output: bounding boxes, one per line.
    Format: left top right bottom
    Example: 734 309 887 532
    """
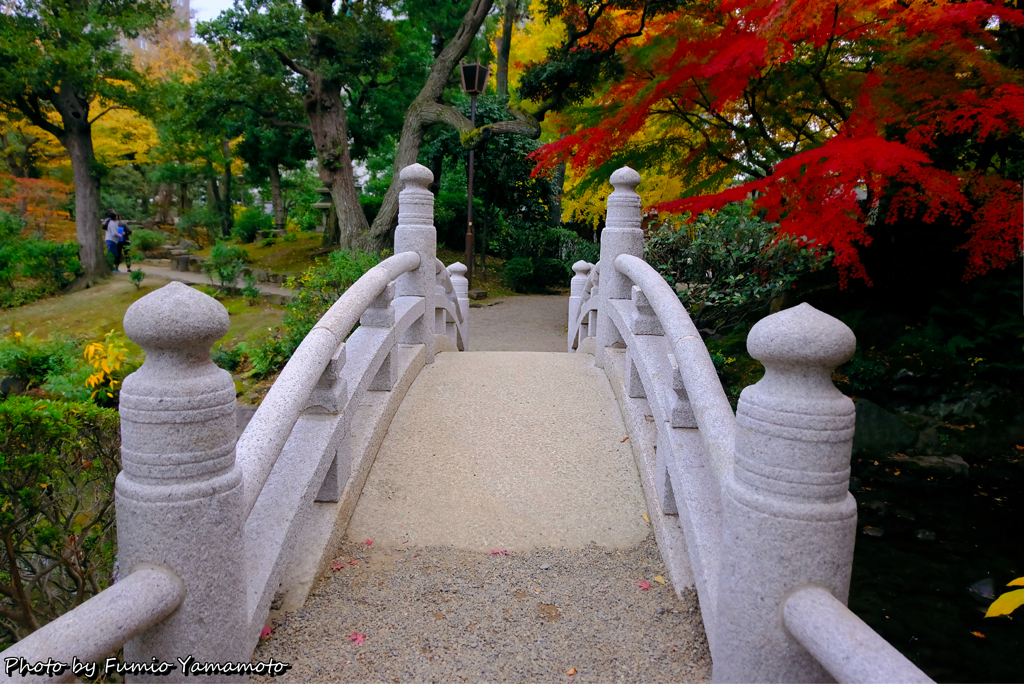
349 632 366 645
620 437 629 442
491 550 510 556
971 631 986 638
365 539 373 546
332 561 344 571
638 581 651 590
567 668 577 676
260 625 273 640
348 559 359 566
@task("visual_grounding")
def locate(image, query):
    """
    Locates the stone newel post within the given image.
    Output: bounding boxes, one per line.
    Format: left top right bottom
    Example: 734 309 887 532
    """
395 164 437 364
714 303 857 683
448 262 470 350
117 282 247 678
568 260 591 351
596 167 644 368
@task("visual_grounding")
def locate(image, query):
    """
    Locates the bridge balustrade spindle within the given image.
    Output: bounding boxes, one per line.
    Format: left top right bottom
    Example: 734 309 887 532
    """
596 167 643 369
117 281 247 678
714 304 858 683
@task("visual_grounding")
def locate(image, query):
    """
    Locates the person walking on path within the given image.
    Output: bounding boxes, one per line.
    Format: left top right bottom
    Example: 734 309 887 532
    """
102 210 124 272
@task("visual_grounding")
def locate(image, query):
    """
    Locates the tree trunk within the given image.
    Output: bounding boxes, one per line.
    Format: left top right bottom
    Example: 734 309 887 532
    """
496 0 518 99
54 89 104 282
304 72 368 249
221 138 233 238
368 0 502 244
429 154 444 195
208 175 222 221
549 158 566 226
268 162 286 231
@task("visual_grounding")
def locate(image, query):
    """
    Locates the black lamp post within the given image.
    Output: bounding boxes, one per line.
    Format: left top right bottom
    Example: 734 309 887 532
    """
459 61 489 289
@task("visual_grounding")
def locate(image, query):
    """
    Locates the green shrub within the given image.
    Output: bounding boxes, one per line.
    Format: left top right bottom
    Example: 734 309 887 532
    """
0 211 81 304
132 229 165 253
0 211 23 289
503 256 534 293
211 343 245 372
645 202 832 336
0 397 120 644
241 273 260 304
176 206 221 247
241 249 381 379
0 333 79 389
129 269 146 290
232 206 273 244
202 243 249 291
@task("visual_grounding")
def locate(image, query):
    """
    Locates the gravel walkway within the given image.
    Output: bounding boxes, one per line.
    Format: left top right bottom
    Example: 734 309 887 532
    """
254 537 710 683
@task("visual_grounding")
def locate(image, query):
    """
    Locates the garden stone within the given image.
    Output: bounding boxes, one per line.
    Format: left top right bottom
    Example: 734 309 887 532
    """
853 398 918 455
178 238 197 250
968 578 996 604
886 453 969 476
468 289 488 300
236 403 258 438
916 426 941 453
0 376 25 398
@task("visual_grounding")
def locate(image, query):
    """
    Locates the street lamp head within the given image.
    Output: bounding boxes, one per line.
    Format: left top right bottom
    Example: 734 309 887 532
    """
460 61 490 95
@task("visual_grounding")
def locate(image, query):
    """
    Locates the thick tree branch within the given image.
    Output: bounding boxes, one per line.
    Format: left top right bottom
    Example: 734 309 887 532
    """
87 105 123 124
272 48 313 80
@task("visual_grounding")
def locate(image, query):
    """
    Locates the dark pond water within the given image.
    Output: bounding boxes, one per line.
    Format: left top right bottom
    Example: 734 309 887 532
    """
847 450 1024 683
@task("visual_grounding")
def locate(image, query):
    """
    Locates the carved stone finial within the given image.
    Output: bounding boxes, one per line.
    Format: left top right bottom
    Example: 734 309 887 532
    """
747 302 855 370
400 163 434 190
397 164 435 230
447 261 467 277
124 281 229 354
572 261 592 277
609 166 641 193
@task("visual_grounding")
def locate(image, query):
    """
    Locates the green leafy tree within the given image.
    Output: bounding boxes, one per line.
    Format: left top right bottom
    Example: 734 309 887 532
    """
0 0 172 280
199 0 400 249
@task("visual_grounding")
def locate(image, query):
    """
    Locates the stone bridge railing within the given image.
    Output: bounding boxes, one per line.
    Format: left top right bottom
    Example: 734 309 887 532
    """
0 164 466 683
569 167 932 684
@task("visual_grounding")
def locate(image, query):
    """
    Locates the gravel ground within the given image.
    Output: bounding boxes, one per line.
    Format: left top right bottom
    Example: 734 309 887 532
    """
254 534 711 684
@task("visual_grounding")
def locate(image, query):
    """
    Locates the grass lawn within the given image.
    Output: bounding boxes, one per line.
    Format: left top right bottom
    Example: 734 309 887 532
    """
193 232 328 276
0 274 285 356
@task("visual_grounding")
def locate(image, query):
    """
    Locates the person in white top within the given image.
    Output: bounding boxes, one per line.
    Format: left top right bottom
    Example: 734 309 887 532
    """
102 210 124 272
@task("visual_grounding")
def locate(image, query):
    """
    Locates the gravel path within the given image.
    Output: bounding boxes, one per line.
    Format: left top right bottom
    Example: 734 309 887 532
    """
255 536 710 683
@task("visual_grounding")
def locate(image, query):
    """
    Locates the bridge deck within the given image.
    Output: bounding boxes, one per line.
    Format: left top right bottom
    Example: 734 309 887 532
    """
348 352 648 550
254 350 711 682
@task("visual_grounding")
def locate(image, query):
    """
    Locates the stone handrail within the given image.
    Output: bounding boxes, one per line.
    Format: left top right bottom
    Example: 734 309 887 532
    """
572 165 935 684
237 249 421 515
0 163 465 679
783 586 932 684
0 565 184 684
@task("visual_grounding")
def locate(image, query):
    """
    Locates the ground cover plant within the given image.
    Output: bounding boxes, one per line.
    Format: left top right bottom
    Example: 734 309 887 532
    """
0 212 81 309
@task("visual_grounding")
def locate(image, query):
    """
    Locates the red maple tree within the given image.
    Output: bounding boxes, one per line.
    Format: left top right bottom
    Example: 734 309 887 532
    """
528 0 1024 285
